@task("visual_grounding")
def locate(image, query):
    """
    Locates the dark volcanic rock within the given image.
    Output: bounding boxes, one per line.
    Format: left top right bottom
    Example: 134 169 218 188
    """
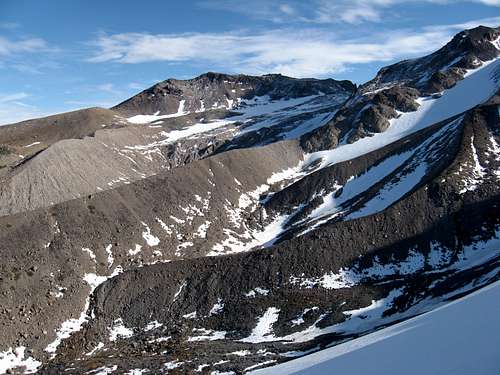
300 86 420 152
371 86 420 112
300 120 341 152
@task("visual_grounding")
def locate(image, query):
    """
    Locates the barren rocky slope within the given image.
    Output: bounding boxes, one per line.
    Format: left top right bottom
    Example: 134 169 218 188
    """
39 92 500 374
0 77 353 217
0 25 499 374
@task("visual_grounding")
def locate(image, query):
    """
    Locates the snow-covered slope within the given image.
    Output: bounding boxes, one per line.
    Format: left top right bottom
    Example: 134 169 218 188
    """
305 55 500 172
254 280 500 375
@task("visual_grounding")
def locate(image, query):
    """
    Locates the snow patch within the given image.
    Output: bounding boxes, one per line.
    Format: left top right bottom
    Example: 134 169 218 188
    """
302 58 499 177
245 287 270 297
23 142 41 148
86 342 104 356
105 244 114 267
142 222 160 246
240 307 280 343
127 100 187 124
209 298 224 316
82 247 96 261
144 320 163 332
188 328 227 342
459 135 487 194
0 347 41 374
254 281 500 375
128 244 142 255
109 318 134 341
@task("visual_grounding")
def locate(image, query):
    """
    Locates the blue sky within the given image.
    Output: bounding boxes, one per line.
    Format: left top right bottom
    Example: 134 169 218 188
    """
0 0 499 124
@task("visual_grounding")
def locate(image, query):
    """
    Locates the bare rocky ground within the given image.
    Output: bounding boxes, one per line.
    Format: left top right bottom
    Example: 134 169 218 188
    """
0 86 351 217
0 25 499 375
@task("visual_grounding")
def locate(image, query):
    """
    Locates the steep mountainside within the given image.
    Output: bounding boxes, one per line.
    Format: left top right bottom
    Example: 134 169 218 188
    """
255 280 500 375
301 25 500 150
0 26 499 375
362 25 500 94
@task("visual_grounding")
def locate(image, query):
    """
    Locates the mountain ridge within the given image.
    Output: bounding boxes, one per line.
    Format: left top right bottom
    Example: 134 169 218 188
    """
112 71 356 117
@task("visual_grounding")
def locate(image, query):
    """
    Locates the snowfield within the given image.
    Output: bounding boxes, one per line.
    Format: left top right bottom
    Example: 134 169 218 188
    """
254 280 500 375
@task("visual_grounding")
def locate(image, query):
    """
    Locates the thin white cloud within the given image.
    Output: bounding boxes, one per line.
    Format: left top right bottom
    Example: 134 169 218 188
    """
0 34 60 77
279 4 296 16
0 22 20 30
198 0 300 23
87 17 500 78
314 0 387 24
95 83 122 96
0 36 49 56
199 0 500 25
0 92 30 103
0 93 50 125
128 82 146 90
425 16 500 31
475 0 500 5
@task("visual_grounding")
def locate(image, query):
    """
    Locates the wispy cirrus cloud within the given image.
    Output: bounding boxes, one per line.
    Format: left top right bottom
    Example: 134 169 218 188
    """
0 33 61 78
0 92 49 125
95 83 123 96
199 0 500 25
474 0 500 5
128 82 146 90
0 22 20 30
313 0 500 24
0 92 30 103
86 17 500 78
0 35 51 56
198 0 300 23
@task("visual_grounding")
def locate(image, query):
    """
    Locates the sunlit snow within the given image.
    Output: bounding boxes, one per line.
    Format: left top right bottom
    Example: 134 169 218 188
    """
254 280 500 375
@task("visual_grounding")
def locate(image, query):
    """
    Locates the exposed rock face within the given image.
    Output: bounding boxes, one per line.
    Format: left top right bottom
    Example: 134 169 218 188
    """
371 86 420 111
300 26 500 153
361 25 500 94
0 25 500 375
0 140 305 366
112 72 355 116
301 86 420 151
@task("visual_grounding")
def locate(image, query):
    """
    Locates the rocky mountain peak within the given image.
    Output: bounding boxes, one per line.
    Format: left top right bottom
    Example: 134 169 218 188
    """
112 72 356 117
361 25 500 95
301 25 500 153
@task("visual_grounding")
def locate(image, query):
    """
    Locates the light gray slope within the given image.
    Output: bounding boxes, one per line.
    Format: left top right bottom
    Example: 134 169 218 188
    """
254 280 500 375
